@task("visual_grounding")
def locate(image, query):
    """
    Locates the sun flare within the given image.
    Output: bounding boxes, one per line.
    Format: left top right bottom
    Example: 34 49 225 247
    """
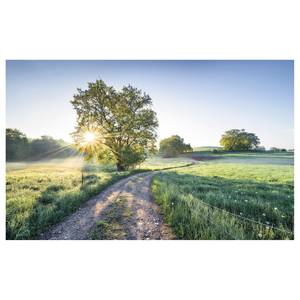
84 132 96 143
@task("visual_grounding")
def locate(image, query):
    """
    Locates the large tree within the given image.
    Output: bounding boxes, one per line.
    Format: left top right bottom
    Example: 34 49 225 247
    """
159 135 192 157
71 80 158 171
220 129 260 151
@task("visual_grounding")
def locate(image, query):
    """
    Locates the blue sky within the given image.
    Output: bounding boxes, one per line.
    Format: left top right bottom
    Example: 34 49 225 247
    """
6 60 294 149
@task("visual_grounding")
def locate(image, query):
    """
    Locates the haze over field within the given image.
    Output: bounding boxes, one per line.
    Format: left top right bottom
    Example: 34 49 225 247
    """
6 60 294 241
6 60 294 149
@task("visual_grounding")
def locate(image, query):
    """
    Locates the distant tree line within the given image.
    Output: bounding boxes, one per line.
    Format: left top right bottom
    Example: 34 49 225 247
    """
269 147 290 152
158 129 291 157
6 128 77 161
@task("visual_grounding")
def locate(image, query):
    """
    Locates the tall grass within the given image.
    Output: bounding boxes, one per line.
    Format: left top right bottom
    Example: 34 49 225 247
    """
151 163 294 240
6 163 144 239
6 155 191 240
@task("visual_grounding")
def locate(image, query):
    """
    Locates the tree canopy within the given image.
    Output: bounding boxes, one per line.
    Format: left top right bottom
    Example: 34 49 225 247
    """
270 147 287 152
6 128 30 160
220 129 260 151
159 135 192 157
6 128 74 161
71 79 158 170
30 136 73 159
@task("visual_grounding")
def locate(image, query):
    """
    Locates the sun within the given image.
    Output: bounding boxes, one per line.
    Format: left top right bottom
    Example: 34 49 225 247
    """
84 131 96 143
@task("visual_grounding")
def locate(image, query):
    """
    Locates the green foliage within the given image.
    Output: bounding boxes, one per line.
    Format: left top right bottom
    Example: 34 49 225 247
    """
270 147 287 152
6 128 30 160
220 129 260 151
6 128 76 161
151 161 294 240
30 135 75 159
71 79 158 171
6 160 145 239
159 135 192 157
118 146 147 169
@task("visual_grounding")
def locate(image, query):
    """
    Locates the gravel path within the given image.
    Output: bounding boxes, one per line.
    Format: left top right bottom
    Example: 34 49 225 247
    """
41 171 174 240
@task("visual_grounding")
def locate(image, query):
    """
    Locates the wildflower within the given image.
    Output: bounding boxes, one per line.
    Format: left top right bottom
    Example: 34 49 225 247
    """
266 226 269 230
245 200 248 203
281 215 285 218
258 233 262 238
262 213 266 217
266 221 270 225
274 207 278 210
171 202 174 206
240 212 243 216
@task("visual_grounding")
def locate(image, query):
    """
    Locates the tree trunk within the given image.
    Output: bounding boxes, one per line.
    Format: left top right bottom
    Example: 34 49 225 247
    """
116 161 127 171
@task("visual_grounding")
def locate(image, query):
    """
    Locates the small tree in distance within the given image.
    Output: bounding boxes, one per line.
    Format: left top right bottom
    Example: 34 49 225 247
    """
220 129 260 151
159 135 192 157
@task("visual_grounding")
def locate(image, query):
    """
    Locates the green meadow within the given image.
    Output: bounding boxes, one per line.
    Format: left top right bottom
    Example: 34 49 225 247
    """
6 156 193 240
140 156 195 170
6 151 294 240
151 152 294 240
6 158 144 239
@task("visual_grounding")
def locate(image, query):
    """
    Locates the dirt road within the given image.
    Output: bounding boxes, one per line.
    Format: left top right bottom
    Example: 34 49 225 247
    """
41 171 174 240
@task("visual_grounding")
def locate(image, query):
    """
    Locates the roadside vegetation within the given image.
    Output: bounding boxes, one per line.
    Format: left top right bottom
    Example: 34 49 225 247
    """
151 153 294 240
6 159 146 239
6 150 294 240
6 155 193 239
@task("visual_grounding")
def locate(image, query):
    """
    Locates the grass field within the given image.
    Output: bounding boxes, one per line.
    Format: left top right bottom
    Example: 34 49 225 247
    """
6 158 145 239
184 151 294 165
6 152 294 240
193 146 222 151
6 156 193 239
140 156 195 170
151 152 294 240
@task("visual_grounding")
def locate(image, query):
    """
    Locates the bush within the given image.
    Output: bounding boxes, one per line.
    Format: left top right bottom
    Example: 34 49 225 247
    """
159 135 192 157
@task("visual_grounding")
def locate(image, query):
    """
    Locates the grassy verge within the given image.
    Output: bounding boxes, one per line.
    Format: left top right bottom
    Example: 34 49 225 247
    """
151 163 294 240
5 155 193 240
6 165 145 240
